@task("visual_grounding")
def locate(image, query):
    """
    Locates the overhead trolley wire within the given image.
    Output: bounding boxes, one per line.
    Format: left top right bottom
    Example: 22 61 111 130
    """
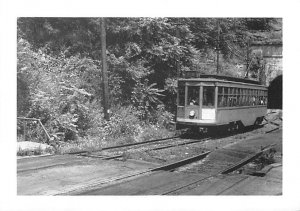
224 40 246 60
225 44 245 60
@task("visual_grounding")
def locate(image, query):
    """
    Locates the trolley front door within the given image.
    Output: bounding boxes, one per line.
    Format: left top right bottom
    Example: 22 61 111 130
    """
201 86 216 120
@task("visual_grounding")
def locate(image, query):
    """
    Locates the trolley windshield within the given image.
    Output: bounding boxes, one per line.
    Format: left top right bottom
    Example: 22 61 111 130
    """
203 86 215 107
188 86 199 105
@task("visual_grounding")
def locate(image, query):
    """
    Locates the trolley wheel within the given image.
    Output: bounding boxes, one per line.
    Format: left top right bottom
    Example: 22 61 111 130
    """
236 121 244 131
254 117 263 126
232 122 240 134
228 122 235 133
227 121 242 134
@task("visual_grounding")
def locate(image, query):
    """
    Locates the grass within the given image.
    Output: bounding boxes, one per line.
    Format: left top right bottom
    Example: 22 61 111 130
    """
134 126 175 142
57 126 176 154
17 119 176 156
17 145 43 156
17 144 54 157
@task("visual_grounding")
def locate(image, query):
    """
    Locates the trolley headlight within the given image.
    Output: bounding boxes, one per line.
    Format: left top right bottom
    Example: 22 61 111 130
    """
189 110 195 119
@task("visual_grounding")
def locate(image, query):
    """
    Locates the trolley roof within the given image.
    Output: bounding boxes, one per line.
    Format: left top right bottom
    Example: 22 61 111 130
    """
178 73 264 86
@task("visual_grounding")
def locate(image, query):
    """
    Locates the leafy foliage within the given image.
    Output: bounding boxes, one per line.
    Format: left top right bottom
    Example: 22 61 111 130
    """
131 79 164 120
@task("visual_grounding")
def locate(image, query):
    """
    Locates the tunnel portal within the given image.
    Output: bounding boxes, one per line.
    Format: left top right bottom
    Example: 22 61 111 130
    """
268 75 282 109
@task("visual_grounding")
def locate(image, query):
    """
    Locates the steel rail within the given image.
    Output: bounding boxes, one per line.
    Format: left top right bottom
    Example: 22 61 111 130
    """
216 176 249 195
66 136 181 155
149 138 211 151
269 121 280 126
102 136 181 150
152 151 210 171
75 137 210 161
78 153 123 160
17 163 70 173
220 147 273 174
265 127 280 134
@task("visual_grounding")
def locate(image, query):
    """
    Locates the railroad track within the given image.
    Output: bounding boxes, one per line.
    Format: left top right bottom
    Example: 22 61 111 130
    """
74 125 278 161
66 135 182 155
18 127 281 195
59 142 277 195
66 124 263 157
18 127 279 174
55 151 211 195
16 134 209 173
77 137 211 160
17 136 211 174
161 143 277 195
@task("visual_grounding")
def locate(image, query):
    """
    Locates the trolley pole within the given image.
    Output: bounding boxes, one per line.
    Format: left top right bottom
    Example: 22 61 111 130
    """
100 18 110 121
245 39 250 78
216 19 220 75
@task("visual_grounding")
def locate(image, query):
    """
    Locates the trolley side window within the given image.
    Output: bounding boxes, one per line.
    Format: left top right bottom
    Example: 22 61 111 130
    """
251 89 257 105
255 90 259 105
249 89 253 105
203 86 215 107
241 88 246 106
218 86 224 107
245 89 248 106
258 90 267 105
243 89 248 106
236 88 240 106
264 90 268 105
178 85 185 106
228 87 236 107
232 88 237 106
187 86 199 105
258 90 263 105
224 87 228 107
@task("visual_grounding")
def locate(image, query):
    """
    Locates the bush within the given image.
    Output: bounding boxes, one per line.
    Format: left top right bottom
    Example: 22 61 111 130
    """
87 105 141 139
17 39 101 142
150 104 174 128
136 125 172 142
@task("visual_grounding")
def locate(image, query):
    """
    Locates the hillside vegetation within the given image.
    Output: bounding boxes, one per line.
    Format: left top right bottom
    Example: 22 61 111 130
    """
17 18 282 150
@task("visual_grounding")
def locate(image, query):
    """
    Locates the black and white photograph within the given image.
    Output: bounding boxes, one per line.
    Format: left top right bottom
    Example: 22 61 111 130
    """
15 17 283 196
0 0 300 210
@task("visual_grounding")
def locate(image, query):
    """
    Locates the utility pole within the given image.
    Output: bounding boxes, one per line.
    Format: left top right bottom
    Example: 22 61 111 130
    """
246 39 250 69
100 18 110 121
216 19 220 75
176 28 181 78
245 39 251 78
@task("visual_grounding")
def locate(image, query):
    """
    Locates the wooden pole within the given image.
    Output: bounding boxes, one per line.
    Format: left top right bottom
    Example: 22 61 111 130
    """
23 121 26 141
216 19 220 75
38 120 51 141
176 28 181 77
245 39 250 78
100 18 110 121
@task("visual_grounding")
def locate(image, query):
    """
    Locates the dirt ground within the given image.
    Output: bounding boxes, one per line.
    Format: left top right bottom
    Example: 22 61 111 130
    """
17 155 159 195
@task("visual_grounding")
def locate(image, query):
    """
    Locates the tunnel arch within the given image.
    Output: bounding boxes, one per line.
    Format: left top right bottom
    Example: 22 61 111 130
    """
268 75 282 109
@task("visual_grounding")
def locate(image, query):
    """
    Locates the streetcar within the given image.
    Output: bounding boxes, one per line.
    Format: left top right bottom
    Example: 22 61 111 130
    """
176 72 268 132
